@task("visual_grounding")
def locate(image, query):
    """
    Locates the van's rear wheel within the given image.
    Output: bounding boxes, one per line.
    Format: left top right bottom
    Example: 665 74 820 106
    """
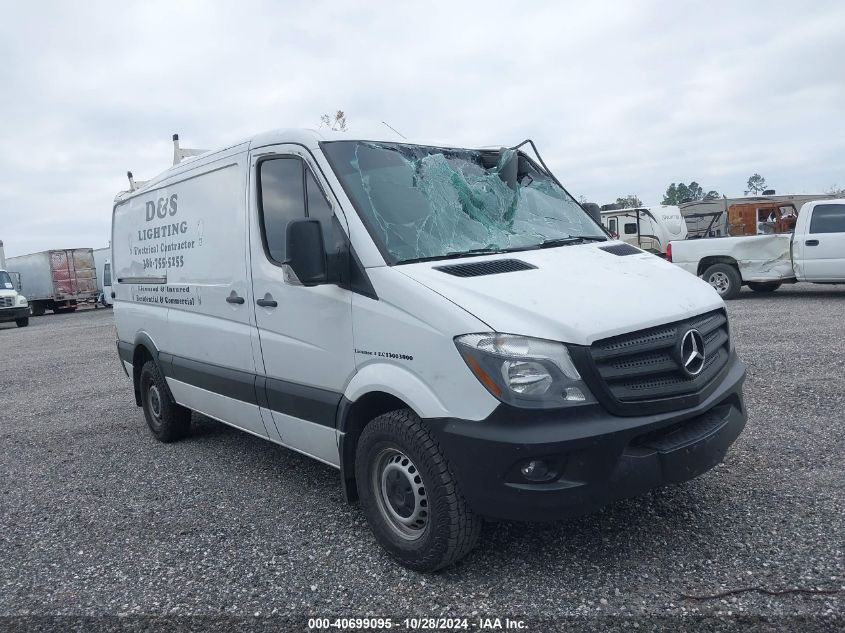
355 409 481 572
702 263 741 300
139 360 191 442
747 281 782 293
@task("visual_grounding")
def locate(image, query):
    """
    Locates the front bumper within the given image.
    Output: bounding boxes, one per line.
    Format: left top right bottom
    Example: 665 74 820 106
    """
426 354 747 521
0 306 29 322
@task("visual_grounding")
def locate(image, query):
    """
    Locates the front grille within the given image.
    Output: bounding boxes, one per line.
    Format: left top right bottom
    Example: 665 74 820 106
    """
0 296 14 308
582 310 730 414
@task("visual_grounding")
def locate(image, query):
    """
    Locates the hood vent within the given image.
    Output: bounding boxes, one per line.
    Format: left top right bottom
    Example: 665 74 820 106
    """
599 243 642 256
434 259 537 277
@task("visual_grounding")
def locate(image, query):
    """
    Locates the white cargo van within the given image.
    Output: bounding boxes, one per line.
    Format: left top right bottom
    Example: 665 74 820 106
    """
113 130 747 571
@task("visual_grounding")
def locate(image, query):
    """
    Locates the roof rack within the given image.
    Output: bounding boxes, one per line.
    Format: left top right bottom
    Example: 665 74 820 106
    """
124 133 210 192
172 133 209 165
126 171 148 192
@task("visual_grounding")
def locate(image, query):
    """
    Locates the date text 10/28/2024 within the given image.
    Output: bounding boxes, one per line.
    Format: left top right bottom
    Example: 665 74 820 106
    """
308 617 527 630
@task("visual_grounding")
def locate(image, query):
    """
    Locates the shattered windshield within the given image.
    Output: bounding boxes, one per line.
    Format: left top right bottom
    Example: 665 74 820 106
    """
322 141 605 263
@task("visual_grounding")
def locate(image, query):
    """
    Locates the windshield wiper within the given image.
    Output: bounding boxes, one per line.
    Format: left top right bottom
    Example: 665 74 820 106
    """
448 247 510 257
399 247 508 265
538 236 606 248
398 237 606 265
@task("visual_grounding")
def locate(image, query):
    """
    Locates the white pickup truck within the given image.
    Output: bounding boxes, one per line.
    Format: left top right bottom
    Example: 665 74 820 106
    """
668 199 845 299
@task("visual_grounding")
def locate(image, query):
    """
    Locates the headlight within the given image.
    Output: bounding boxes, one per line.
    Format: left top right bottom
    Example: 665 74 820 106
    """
16 295 27 306
455 333 595 409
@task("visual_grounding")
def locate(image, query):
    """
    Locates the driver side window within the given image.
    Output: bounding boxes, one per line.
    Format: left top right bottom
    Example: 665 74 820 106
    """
259 158 306 264
259 157 335 264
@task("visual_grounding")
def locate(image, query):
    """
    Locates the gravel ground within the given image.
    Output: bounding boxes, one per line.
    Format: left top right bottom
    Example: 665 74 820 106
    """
1 286 843 631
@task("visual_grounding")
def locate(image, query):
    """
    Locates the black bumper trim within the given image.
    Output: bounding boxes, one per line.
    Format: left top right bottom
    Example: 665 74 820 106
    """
425 355 747 522
0 307 30 322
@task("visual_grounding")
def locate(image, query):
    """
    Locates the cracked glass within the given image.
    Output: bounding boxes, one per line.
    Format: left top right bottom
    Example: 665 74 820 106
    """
322 141 605 263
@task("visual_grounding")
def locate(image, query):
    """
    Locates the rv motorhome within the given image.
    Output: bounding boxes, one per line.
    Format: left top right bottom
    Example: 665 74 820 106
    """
599 205 687 256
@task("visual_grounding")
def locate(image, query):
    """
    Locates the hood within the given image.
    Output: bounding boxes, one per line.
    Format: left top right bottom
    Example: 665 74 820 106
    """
395 242 723 346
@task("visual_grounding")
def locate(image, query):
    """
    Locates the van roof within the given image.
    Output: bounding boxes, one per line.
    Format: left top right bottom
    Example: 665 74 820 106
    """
115 128 504 201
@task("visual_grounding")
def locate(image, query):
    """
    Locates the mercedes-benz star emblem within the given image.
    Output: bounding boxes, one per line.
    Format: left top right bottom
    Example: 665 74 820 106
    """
680 329 706 376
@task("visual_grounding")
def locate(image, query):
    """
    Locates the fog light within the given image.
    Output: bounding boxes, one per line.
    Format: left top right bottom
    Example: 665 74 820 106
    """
564 387 586 402
521 459 554 482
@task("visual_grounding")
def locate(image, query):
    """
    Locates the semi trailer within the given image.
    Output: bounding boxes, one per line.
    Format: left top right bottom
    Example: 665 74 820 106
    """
7 248 98 315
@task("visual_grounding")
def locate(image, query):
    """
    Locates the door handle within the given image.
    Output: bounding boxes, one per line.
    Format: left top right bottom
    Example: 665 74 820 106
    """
256 295 278 308
805 239 819 246
226 292 245 304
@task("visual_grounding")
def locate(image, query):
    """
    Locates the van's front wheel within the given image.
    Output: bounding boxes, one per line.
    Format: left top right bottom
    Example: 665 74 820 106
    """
355 409 481 572
139 360 191 442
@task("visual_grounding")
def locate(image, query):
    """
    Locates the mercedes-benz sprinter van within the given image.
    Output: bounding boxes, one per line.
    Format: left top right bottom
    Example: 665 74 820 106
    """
113 130 747 571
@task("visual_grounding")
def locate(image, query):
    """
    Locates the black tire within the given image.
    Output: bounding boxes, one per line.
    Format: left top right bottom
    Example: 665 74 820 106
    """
15 317 29 327
31 303 46 317
702 263 742 300
139 360 191 442
355 409 481 572
747 281 782 293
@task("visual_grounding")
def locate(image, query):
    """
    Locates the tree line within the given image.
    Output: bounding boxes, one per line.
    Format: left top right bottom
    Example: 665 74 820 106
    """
610 175 845 208
609 173 775 208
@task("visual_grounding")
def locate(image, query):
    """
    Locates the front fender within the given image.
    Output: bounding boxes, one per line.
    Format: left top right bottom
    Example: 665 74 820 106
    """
343 363 451 419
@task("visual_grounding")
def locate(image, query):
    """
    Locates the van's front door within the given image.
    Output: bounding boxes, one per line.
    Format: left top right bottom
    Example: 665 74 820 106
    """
247 145 354 466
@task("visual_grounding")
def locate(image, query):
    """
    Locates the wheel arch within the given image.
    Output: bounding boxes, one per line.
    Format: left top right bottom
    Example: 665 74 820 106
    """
130 332 164 407
336 390 415 504
697 255 741 280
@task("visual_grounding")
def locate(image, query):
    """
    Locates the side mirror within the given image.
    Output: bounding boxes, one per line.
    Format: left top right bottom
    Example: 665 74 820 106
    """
285 219 328 286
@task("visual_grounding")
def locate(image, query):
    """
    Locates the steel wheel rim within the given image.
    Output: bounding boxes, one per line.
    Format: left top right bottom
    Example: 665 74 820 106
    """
148 384 162 419
371 448 428 541
708 271 730 294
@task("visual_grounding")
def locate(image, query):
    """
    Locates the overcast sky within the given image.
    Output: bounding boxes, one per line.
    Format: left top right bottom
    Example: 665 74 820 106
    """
1 0 843 256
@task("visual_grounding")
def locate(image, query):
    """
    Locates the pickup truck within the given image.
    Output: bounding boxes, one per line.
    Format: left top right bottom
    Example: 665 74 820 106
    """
668 199 845 299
